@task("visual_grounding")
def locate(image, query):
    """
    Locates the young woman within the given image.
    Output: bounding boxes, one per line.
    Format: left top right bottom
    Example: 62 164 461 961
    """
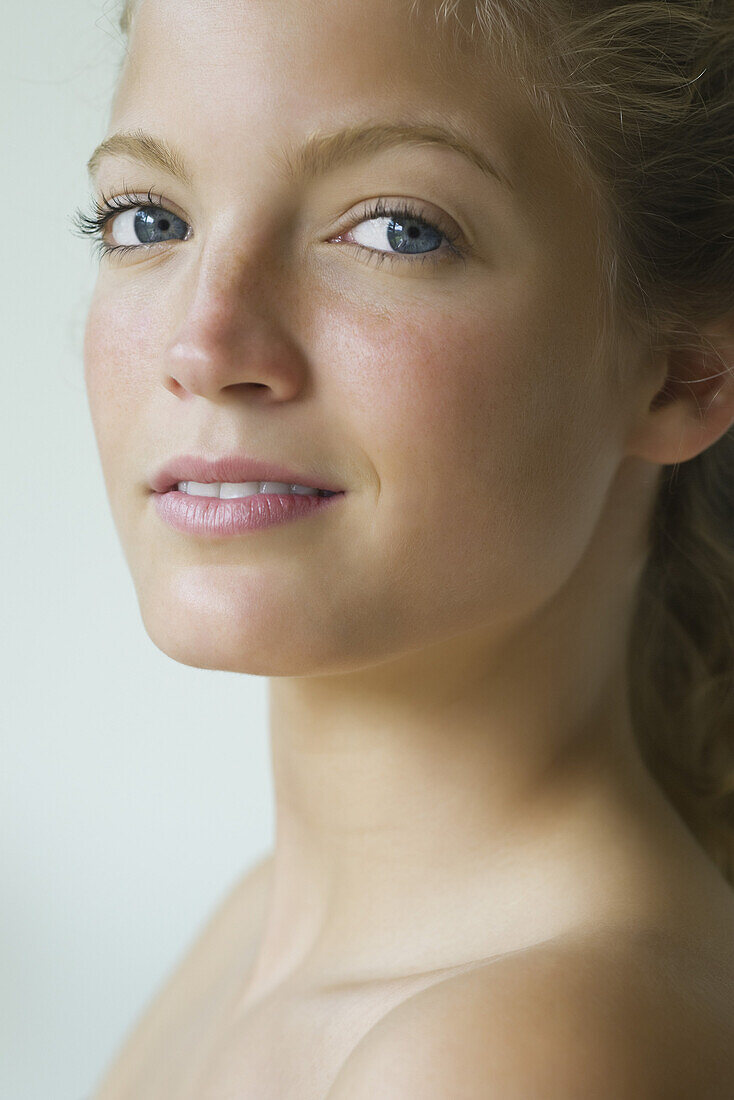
74 0 734 1095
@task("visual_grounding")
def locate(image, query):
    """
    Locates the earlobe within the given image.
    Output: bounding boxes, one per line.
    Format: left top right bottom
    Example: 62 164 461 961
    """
625 321 734 466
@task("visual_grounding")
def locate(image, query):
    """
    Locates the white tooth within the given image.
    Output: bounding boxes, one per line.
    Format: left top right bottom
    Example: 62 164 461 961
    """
259 481 293 494
219 482 262 499
176 480 322 498
184 481 220 497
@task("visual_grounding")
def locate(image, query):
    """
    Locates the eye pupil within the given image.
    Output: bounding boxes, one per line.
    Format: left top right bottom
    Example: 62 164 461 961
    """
159 218 170 230
407 226 420 238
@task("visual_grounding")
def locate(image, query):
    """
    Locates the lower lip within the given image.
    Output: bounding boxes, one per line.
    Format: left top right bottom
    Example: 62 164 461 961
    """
152 489 346 537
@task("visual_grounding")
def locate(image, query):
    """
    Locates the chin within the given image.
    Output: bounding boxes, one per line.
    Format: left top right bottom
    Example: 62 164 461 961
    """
134 594 345 676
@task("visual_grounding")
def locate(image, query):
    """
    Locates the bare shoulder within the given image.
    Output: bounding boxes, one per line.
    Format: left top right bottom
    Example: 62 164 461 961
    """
326 927 734 1100
91 852 273 1100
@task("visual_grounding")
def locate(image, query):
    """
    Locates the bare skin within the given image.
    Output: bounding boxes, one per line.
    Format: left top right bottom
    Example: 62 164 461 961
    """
84 0 734 1095
93 841 734 1098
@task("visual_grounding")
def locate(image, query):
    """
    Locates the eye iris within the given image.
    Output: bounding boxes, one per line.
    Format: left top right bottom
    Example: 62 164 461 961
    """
386 216 442 255
133 206 186 244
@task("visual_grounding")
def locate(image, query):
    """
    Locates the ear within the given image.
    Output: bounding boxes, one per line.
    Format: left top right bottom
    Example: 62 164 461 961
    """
625 316 734 465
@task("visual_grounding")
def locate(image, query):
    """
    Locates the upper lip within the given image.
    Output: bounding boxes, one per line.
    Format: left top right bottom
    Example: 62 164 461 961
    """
149 453 346 494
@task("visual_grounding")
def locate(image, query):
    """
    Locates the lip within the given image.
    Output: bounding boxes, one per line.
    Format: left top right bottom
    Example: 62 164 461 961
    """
149 453 346 494
152 488 345 538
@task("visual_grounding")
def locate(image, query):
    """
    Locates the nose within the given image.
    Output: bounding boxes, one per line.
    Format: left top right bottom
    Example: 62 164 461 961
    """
161 245 307 404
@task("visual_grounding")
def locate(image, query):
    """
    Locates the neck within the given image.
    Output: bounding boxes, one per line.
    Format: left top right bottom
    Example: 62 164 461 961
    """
243 599 665 1000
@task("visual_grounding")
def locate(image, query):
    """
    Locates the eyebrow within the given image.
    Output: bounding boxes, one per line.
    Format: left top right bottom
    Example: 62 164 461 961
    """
86 120 513 192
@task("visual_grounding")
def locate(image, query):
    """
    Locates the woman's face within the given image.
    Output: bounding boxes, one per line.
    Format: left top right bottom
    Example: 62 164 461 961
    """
84 0 635 675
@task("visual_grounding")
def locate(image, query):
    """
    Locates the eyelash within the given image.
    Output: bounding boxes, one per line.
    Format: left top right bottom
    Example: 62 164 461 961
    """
70 187 468 269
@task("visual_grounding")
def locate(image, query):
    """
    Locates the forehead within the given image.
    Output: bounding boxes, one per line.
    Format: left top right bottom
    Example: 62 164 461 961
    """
113 0 538 185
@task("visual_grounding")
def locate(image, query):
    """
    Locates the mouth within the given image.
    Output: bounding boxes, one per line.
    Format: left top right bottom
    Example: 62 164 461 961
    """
149 453 346 496
151 479 346 537
160 482 343 499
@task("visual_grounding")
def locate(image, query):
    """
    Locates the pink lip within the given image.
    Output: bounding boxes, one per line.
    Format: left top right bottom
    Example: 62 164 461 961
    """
148 453 345 495
152 487 345 538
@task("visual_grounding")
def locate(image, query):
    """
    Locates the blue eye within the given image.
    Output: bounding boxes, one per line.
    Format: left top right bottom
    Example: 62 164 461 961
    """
115 205 189 246
70 187 468 268
346 198 454 260
70 187 189 261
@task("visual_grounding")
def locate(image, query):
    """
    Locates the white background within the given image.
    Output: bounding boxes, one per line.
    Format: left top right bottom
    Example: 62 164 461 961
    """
0 4 274 1097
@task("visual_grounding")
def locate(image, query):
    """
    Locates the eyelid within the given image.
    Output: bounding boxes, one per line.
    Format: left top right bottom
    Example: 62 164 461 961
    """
334 195 467 249
100 192 465 247
100 183 188 222
79 187 472 266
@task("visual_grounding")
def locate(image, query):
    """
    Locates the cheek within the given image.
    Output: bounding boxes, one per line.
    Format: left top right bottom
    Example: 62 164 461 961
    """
317 287 560 504
83 283 157 461
83 283 164 537
315 286 615 620
314 290 514 464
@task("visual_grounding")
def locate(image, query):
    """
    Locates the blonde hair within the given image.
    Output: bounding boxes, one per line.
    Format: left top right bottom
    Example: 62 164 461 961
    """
117 0 734 886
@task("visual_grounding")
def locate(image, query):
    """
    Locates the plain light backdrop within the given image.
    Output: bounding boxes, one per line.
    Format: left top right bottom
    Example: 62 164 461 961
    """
1 4 274 1098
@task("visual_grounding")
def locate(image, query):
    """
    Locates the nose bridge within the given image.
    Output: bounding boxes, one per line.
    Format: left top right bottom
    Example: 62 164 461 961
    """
162 216 303 399
179 208 285 338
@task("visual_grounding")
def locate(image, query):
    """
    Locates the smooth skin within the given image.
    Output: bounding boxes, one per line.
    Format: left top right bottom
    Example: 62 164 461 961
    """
85 0 734 1095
